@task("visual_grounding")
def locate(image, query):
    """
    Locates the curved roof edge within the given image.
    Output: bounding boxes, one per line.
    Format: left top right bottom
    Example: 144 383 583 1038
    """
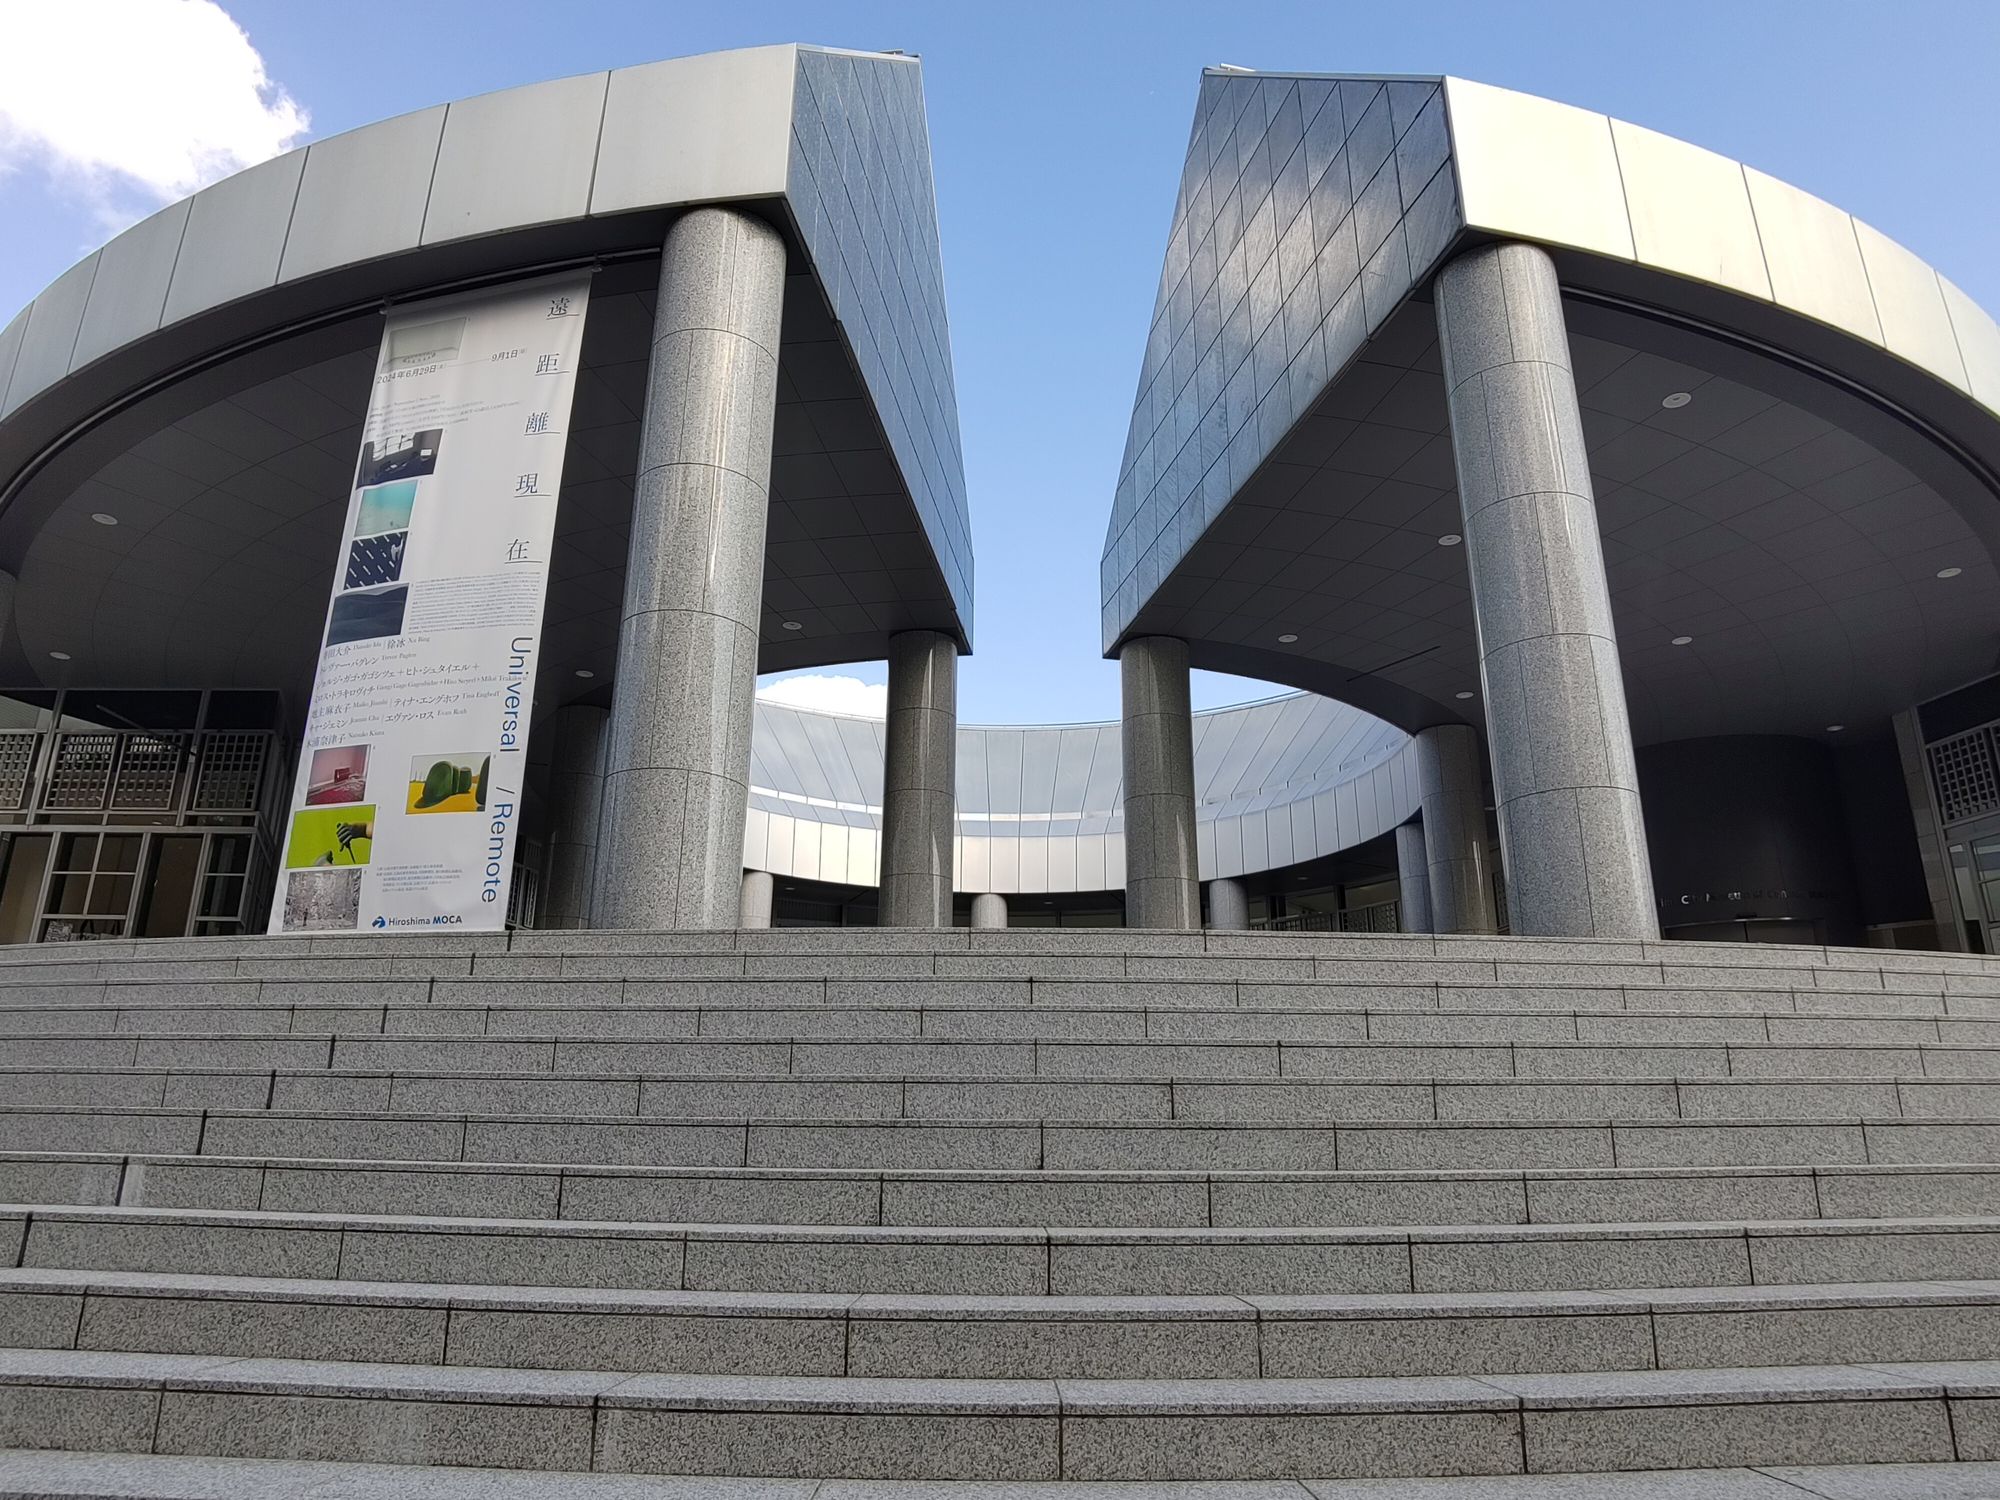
0 42 973 638
1099 71 2000 657
738 689 1417 894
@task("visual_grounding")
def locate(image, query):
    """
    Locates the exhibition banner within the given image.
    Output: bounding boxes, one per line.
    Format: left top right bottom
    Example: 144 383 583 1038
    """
270 274 593 933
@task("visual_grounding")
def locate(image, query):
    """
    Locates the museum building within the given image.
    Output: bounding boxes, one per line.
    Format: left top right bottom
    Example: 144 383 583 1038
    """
0 52 1994 953
7 46 2000 1495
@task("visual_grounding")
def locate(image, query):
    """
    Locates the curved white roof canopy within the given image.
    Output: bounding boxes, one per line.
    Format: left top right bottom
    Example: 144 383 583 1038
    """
741 690 1413 893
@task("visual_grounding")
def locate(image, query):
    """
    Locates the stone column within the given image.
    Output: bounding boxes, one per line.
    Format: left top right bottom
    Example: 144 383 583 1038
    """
739 869 774 928
1414 725 1498 934
877 630 958 927
540 705 608 930
1207 876 1249 931
1121 636 1200 929
970 892 1008 929
1395 820 1432 934
594 207 786 929
1435 241 1657 939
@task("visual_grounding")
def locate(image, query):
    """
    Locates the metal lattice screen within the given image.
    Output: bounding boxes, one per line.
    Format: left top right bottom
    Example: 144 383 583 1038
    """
43 733 118 809
192 733 268 811
1930 727 2000 825
0 732 38 810
110 735 185 810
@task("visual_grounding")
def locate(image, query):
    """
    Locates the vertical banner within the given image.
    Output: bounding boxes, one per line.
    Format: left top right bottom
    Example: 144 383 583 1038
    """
270 274 592 933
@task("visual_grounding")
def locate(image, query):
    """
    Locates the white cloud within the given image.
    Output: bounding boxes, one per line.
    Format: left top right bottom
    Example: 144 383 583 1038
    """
0 0 307 226
756 673 887 719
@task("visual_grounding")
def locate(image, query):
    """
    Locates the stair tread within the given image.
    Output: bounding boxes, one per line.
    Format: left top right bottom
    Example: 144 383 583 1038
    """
3 1347 1996 1409
6 1265 2000 1318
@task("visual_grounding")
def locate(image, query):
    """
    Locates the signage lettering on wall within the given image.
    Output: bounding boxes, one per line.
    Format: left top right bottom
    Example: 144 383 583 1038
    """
267 275 592 934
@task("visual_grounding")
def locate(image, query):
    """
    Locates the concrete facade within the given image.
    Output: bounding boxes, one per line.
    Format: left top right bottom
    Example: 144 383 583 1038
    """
739 869 775 928
1413 724 1498 935
1435 242 1656 939
1207 876 1250 931
593 208 787 930
876 631 959 927
1119 637 1201 929
1395 819 1432 934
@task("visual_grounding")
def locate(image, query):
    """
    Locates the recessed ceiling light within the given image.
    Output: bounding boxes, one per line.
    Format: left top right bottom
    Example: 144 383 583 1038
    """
1661 392 1692 409
574 669 594 679
1455 691 1475 700
1277 633 1298 643
782 620 803 631
1937 567 1963 579
89 512 118 526
47 651 69 661
1671 635 1694 646
1826 724 1845 732
1438 533 1462 546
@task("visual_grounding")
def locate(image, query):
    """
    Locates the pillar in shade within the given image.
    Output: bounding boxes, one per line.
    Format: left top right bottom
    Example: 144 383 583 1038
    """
540 705 608 930
877 630 958 928
1396 819 1432 934
1435 240 1657 939
1120 636 1200 929
1207 876 1249 931
970 892 1007 929
593 207 785 929
1414 725 1497 935
739 869 774 928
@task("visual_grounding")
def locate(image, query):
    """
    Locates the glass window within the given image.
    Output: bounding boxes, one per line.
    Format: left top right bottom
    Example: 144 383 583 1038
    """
59 691 201 732
0 692 55 731
202 692 282 731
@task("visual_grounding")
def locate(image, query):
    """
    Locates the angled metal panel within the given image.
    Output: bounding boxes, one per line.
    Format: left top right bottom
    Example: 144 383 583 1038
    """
71 201 190 371
282 106 448 283
423 72 609 244
161 152 306 326
593 47 794 215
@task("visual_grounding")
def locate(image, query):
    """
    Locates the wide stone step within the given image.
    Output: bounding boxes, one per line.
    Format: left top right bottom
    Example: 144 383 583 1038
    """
0 930 1992 992
8 1267 2000 1381
6 1207 1997 1295
13 1066 2000 1125
14 1151 1997 1228
9 1008 2000 1067
0 1348 1993 1478
4 1452 1999 1500
5 1104 1997 1172
5 980 1996 1028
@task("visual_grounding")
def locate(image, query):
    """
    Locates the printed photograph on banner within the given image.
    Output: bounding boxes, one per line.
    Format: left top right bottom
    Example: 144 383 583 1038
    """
281 869 363 931
354 481 418 538
326 585 407 646
304 746 369 806
345 532 407 589
285 806 375 869
355 428 444 486
407 752 491 814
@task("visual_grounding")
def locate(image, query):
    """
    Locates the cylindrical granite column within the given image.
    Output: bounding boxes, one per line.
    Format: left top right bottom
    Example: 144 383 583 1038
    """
1414 725 1498 934
1395 820 1433 934
1435 241 1658 939
739 869 774 928
877 631 958 928
970 892 1008 929
594 208 786 929
540 705 608 930
1121 636 1200 929
1207 876 1249 931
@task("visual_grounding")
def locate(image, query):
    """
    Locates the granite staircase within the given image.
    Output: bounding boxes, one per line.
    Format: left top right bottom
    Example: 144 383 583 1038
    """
0 927 1998 1497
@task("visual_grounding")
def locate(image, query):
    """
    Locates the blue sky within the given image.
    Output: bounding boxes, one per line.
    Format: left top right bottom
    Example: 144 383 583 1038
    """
2 0 1996 724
